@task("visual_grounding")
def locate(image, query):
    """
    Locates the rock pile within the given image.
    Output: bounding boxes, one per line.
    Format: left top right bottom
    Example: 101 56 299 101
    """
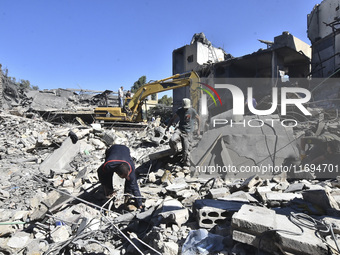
1 112 340 255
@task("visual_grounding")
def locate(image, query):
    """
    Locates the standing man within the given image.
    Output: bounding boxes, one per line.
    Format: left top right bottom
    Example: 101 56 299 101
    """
97 144 143 210
118 86 124 107
166 98 200 167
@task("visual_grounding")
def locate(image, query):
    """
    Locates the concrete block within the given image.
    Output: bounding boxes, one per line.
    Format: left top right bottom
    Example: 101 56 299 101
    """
208 188 229 199
240 175 262 190
148 172 157 183
232 204 329 255
194 199 244 229
320 216 340 234
90 138 106 149
275 214 328 255
26 239 49 255
39 137 82 176
273 181 289 191
162 241 179 255
165 179 188 193
266 192 302 202
158 197 189 226
232 230 277 253
51 225 71 243
284 182 306 193
220 190 258 203
232 204 275 234
7 231 31 249
194 199 244 212
44 190 62 207
197 206 228 229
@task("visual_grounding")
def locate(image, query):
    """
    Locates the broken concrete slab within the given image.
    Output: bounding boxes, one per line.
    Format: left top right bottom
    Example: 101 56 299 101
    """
165 178 188 193
232 204 329 255
51 225 71 243
39 137 83 176
219 190 258 203
208 187 229 199
240 175 262 190
265 192 303 202
275 214 328 255
7 231 31 249
232 204 276 234
284 182 306 193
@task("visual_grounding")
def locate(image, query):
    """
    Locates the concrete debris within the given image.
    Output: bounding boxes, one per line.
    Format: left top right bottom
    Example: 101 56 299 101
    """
232 204 328 255
1 83 340 254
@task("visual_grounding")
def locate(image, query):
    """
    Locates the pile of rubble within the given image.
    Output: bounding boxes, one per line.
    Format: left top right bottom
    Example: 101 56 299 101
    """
2 111 340 255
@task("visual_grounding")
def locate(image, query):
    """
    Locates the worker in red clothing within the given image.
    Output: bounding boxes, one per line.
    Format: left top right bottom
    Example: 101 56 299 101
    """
97 144 143 209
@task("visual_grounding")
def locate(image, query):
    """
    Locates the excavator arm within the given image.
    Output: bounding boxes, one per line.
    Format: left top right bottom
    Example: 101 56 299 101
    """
94 71 200 123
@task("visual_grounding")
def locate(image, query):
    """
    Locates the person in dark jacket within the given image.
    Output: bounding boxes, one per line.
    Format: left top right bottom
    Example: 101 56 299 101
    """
97 144 142 209
166 98 200 167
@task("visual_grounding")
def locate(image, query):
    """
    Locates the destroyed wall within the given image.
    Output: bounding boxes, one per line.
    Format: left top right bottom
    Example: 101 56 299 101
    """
308 0 340 78
172 34 226 112
173 32 311 118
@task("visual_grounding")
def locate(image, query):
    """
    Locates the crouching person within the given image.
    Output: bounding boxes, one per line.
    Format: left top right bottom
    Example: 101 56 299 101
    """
97 144 143 210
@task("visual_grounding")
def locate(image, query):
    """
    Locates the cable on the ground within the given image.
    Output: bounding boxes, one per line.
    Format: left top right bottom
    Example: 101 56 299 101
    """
256 212 340 255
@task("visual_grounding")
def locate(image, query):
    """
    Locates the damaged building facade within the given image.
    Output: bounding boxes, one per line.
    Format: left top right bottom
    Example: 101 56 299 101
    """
307 0 340 107
172 0 340 117
308 0 340 78
173 32 312 117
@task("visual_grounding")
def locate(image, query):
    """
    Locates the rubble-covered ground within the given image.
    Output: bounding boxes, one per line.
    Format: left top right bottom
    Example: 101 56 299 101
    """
2 84 340 255
1 110 340 255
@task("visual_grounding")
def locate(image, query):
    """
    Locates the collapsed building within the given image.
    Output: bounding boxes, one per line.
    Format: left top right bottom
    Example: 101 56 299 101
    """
173 31 311 116
1 0 340 254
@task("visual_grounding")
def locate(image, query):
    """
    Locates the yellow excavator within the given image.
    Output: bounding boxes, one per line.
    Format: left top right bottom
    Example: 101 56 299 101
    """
94 71 200 123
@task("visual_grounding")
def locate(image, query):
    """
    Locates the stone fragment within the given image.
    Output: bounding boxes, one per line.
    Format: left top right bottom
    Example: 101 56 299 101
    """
266 192 303 202
0 225 16 236
51 225 71 243
148 172 156 183
220 190 258 203
284 182 306 193
275 214 328 255
240 175 262 190
302 189 339 211
162 241 178 255
7 231 31 249
39 138 82 176
273 181 289 191
165 179 188 193
157 197 189 226
232 204 276 234
25 239 49 255
208 188 229 199
231 204 329 255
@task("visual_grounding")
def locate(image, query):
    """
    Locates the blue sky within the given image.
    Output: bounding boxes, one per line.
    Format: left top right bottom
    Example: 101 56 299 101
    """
1 0 321 97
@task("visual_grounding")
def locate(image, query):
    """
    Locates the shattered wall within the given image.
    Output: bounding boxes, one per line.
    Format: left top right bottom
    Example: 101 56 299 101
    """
172 37 226 112
173 32 311 118
308 0 340 77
